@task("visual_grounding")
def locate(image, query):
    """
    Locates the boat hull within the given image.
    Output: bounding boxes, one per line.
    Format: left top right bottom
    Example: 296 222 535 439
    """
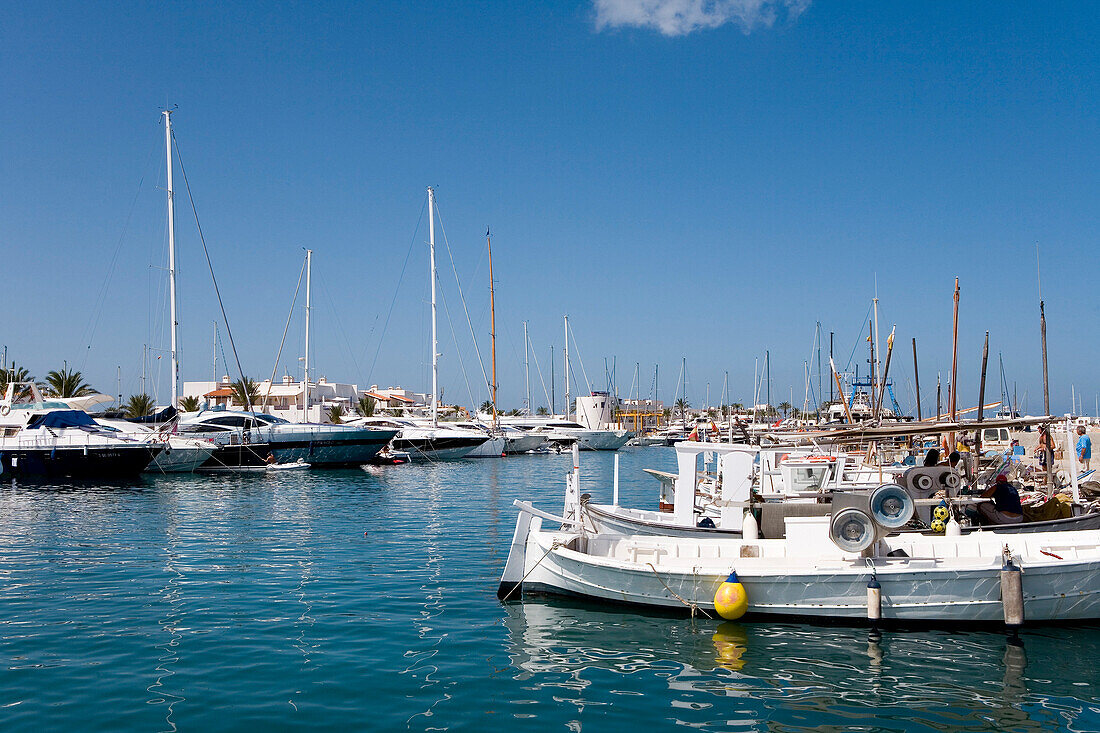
0 444 160 479
394 436 487 460
505 519 1100 624
465 437 507 457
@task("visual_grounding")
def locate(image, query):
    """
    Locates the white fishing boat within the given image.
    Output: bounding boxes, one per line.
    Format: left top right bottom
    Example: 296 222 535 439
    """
498 444 1100 626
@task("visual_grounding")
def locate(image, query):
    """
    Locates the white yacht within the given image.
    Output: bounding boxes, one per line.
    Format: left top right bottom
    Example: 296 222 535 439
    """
96 418 217 473
0 383 161 478
177 409 397 468
346 416 489 460
527 420 633 451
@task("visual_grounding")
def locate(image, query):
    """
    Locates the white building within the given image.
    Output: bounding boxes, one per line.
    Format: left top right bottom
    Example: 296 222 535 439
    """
182 375 361 424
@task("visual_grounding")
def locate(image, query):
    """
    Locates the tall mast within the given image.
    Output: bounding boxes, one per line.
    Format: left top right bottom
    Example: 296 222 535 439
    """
163 110 179 408
487 229 498 427
212 321 217 383
949 277 960 422
304 248 312 420
428 187 438 427
523 321 530 415
564 315 570 419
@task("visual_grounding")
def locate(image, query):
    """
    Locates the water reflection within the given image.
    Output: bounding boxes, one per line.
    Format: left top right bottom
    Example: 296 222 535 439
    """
504 599 1100 731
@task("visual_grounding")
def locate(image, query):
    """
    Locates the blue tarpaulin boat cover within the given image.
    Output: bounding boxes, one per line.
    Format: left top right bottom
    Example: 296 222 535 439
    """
27 410 99 430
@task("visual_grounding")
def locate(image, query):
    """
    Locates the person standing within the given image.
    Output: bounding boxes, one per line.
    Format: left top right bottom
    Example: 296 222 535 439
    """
1077 425 1092 472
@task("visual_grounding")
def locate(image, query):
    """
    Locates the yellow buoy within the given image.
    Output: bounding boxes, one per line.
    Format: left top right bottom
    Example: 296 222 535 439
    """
713 571 748 620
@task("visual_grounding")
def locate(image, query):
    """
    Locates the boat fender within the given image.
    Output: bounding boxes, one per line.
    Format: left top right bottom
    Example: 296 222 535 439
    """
742 510 759 540
714 571 748 620
1000 549 1025 628
945 515 961 536
866 576 882 623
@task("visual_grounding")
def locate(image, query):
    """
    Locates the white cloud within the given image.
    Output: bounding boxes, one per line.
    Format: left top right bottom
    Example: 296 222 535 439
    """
593 0 811 36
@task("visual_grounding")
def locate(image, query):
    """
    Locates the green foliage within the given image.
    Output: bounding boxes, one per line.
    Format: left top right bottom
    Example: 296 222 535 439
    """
674 398 690 423
0 365 35 394
357 394 376 417
778 401 792 418
178 395 200 412
45 367 94 398
124 393 156 418
230 377 261 409
535 406 549 416
327 404 344 424
479 400 495 415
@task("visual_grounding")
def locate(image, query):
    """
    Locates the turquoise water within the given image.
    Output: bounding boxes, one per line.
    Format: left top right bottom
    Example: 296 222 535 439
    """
2 447 1099 731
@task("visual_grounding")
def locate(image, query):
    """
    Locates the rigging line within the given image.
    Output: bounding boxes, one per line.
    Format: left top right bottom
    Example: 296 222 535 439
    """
366 196 426 386
435 274 478 413
319 271 365 387
261 255 307 410
433 203 492 400
527 334 552 411
843 301 875 374
80 135 162 372
172 131 253 412
567 327 592 396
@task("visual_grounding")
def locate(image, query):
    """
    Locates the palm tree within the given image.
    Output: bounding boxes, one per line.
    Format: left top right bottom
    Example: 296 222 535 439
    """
730 402 744 412
674 398 690 424
45 367 94 398
178 395 200 412
124 393 156 418
778 401 792 418
230 377 260 410
479 400 495 415
536 406 549 416
327 404 344 424
357 394 376 417
0 364 35 393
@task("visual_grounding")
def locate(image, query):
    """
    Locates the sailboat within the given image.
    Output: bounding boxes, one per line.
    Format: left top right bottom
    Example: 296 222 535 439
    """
346 188 489 460
151 114 396 468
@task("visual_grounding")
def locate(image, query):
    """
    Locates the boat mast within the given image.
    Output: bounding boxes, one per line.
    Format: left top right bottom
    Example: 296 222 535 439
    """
164 110 179 408
304 248 312 421
428 187 438 427
564 315 570 419
487 228 498 427
523 321 530 416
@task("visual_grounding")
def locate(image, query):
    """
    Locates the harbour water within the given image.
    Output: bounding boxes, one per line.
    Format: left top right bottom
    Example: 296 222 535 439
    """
2 447 1099 731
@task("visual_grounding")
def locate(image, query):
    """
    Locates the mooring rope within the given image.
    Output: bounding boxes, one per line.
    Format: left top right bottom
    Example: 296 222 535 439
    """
646 562 711 619
500 539 564 603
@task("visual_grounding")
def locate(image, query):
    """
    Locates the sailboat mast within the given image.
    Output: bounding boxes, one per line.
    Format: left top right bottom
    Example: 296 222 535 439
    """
564 315 570 419
487 229 497 426
428 187 438 427
304 248 312 420
523 321 530 416
163 110 179 408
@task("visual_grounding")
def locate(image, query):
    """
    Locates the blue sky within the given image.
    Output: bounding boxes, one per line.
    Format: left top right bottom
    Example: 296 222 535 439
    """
2 1 1097 415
